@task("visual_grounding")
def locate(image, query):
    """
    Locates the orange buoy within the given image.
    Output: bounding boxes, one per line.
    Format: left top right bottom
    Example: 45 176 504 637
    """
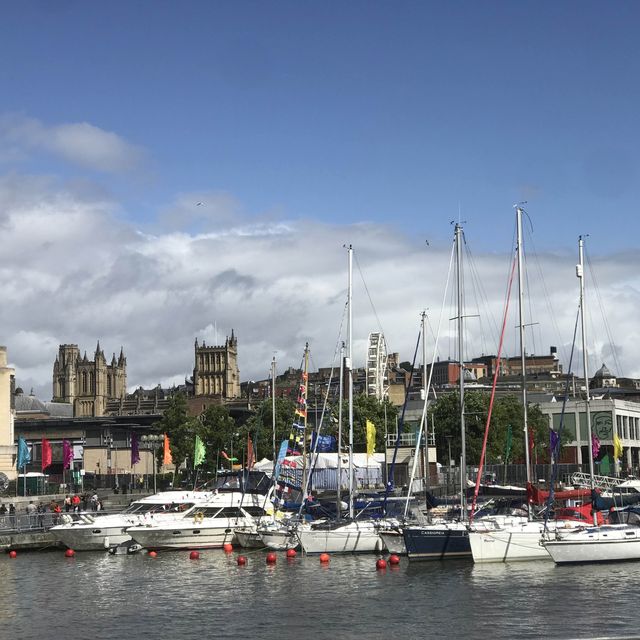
64 549 75 558
148 550 157 558
388 554 400 565
189 551 200 560
8 550 17 559
223 543 233 553
319 553 330 564
286 548 297 558
376 558 387 570
266 552 277 564
237 555 247 566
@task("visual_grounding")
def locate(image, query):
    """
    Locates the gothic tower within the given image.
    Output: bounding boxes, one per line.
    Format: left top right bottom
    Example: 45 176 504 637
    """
193 330 240 399
52 343 127 417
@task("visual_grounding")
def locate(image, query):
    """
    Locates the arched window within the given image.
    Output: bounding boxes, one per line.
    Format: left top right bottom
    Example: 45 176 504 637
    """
107 375 112 396
90 372 95 393
82 371 88 394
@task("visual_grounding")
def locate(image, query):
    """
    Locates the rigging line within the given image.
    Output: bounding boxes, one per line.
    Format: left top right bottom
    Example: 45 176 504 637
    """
522 245 539 358
404 234 457 515
353 250 386 342
543 303 582 533
585 247 624 377
470 250 518 520
525 228 570 366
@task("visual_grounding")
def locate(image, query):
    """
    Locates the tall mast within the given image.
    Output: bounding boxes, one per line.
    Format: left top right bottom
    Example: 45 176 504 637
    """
577 236 596 502
455 224 466 520
301 343 310 495
271 355 277 465
516 206 532 490
347 244 354 520
336 341 345 518
422 311 430 497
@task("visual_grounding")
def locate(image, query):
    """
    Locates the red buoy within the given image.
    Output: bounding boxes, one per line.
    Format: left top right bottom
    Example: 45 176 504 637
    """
148 550 158 558
376 558 387 570
223 543 233 553
64 549 75 558
237 555 247 566
8 550 17 559
286 548 297 558
388 554 400 565
190 551 200 560
319 553 330 564
266 552 277 564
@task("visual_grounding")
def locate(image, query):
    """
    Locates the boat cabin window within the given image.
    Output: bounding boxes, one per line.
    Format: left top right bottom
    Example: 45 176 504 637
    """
243 507 266 517
218 507 243 518
191 507 223 518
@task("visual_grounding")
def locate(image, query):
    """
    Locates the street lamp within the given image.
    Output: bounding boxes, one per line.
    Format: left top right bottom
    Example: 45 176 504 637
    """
141 434 163 494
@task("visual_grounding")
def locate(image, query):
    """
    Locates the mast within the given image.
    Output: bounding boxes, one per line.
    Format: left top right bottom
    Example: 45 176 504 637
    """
455 224 467 520
347 244 355 520
422 311 430 498
516 206 533 493
577 235 596 510
301 343 310 495
336 341 345 519
271 355 277 466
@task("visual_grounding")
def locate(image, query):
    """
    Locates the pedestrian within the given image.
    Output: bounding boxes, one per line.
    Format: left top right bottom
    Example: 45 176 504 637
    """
37 503 46 528
81 493 88 511
90 493 99 512
72 494 81 512
64 495 72 512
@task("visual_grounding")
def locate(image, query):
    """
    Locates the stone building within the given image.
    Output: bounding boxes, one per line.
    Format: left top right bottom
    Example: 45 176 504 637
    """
52 343 127 417
0 347 16 481
193 331 240 399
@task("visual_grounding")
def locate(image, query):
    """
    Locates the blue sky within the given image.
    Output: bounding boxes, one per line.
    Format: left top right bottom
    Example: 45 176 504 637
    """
1 2 639 395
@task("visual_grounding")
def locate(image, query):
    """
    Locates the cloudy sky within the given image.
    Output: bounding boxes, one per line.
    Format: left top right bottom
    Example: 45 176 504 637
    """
1 2 639 399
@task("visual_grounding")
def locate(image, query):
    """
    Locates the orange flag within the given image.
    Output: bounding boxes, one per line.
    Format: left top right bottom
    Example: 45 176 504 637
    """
247 436 255 470
163 434 173 465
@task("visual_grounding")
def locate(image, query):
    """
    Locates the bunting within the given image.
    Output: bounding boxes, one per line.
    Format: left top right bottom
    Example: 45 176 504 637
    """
41 438 52 471
62 439 74 470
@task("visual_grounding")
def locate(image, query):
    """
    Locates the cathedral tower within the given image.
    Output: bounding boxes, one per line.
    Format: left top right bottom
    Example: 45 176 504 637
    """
193 330 240 399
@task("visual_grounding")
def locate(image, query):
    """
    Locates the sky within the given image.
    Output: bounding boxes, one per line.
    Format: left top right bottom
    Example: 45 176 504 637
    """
1 1 639 399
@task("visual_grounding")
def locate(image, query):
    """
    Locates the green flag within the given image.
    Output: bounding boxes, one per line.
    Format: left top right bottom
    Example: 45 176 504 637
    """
194 435 206 468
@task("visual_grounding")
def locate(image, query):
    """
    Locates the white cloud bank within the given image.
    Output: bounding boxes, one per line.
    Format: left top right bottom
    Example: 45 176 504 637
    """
1 173 639 401
0 114 145 173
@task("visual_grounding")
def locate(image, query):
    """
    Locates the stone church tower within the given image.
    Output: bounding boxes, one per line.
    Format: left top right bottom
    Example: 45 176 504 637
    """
193 330 240 398
52 343 127 417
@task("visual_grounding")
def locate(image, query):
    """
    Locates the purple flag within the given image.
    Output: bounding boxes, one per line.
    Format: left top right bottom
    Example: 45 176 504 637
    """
549 429 559 455
63 439 74 470
591 434 601 460
131 433 140 465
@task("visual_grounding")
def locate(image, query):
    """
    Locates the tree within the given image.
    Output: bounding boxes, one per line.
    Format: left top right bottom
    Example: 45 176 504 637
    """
343 394 398 454
239 397 297 461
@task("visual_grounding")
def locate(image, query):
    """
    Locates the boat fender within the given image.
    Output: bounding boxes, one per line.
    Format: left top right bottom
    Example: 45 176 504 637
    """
193 512 204 524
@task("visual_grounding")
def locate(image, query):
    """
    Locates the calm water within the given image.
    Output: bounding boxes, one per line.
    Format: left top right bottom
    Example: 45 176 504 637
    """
2 550 640 640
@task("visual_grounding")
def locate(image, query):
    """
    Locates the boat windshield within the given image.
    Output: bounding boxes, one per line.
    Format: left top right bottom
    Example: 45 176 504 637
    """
123 502 195 515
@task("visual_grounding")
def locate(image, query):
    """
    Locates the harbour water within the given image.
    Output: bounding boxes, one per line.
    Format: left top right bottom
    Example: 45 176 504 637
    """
2 551 640 640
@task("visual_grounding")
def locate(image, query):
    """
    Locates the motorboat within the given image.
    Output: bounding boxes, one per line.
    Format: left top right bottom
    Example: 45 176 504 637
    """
297 519 383 554
50 490 210 551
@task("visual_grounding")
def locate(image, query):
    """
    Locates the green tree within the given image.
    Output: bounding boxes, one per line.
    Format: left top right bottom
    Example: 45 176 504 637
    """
349 394 398 454
241 397 297 461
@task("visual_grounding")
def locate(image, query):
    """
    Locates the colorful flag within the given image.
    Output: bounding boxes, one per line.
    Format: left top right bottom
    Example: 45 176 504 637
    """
366 420 376 456
62 439 73 470
131 433 140 465
613 433 623 461
311 432 337 453
591 434 601 460
41 438 52 471
549 429 559 458
220 450 238 462
17 437 30 470
163 434 172 465
246 436 255 470
194 435 206 468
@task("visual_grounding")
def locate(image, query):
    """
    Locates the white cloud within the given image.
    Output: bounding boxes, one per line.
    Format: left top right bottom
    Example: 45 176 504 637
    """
0 114 145 173
1 173 639 401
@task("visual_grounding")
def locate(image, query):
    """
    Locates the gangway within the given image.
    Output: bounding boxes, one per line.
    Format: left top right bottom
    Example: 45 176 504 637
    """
569 472 624 491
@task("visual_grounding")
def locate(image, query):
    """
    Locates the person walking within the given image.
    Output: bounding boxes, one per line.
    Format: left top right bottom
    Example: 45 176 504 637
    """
72 494 81 512
64 495 72 512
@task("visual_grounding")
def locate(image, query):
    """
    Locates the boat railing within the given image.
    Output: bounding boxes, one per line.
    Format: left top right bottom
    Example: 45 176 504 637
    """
569 471 624 490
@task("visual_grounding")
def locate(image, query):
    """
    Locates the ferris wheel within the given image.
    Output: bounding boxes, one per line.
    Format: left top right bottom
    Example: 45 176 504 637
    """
366 332 388 400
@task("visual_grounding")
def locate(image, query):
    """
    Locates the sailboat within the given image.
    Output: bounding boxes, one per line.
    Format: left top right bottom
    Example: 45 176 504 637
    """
544 236 640 564
296 245 383 554
403 223 473 561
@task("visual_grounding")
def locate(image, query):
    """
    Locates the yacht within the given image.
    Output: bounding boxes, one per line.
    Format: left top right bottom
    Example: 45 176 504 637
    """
50 490 209 551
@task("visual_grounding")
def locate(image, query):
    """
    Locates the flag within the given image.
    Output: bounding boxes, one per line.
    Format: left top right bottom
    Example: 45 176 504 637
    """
549 429 559 458
366 419 376 456
17 437 30 470
505 425 513 462
273 439 288 479
613 433 623 461
131 433 140 465
163 434 172 465
41 438 52 471
62 439 73 470
220 450 238 462
311 432 337 453
194 435 206 468
528 430 535 455
591 434 600 460
247 436 255 470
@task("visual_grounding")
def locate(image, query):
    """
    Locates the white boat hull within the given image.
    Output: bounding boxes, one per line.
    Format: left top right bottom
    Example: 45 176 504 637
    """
545 525 640 564
128 519 243 549
298 522 382 554
234 527 265 549
380 530 407 555
52 524 132 551
259 528 299 550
